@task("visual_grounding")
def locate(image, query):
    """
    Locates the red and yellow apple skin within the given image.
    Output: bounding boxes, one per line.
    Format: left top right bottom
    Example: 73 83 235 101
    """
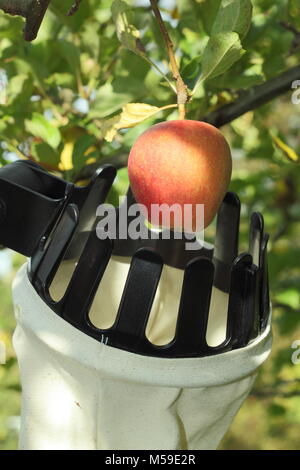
128 120 232 232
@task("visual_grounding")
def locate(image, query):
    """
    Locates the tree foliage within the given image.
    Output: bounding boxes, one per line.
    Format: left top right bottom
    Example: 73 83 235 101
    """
0 0 300 449
0 0 298 176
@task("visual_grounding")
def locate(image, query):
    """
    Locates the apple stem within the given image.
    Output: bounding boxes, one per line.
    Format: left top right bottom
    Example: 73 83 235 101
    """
178 104 186 120
149 0 188 119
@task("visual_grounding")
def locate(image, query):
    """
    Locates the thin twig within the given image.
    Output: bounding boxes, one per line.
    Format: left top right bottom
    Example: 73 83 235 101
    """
279 21 300 37
149 0 188 119
279 21 300 56
67 0 83 17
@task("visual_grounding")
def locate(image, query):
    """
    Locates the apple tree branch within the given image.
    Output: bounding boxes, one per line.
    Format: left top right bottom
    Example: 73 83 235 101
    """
0 0 52 40
203 65 300 127
0 0 83 40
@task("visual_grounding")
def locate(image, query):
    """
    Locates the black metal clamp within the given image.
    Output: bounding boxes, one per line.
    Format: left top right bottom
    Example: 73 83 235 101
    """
0 160 270 358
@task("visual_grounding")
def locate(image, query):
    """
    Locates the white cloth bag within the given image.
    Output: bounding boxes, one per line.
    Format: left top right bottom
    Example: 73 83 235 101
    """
12 261 272 450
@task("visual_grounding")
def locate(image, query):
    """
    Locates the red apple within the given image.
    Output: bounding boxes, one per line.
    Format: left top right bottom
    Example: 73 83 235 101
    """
128 120 232 232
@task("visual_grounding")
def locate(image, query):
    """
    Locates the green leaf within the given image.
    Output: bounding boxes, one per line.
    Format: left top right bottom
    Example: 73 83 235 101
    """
208 63 264 90
193 0 222 35
58 40 81 74
72 134 97 172
88 83 133 119
176 0 207 33
25 113 61 149
111 0 144 56
31 142 60 168
212 0 253 39
276 288 300 309
45 73 75 87
181 56 202 88
6 74 29 104
288 0 300 29
243 6 278 48
268 404 287 417
81 21 101 59
193 32 244 92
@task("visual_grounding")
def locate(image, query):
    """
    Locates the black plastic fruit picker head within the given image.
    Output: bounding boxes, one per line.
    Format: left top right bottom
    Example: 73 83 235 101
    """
0 160 270 358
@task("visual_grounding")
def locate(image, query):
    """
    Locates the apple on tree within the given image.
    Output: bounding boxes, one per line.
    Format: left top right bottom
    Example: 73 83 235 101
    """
128 120 232 233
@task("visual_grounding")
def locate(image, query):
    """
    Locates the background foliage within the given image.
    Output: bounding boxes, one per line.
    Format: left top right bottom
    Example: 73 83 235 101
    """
0 0 299 449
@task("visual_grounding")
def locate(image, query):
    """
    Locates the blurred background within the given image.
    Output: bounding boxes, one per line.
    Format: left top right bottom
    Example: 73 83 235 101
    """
0 0 300 449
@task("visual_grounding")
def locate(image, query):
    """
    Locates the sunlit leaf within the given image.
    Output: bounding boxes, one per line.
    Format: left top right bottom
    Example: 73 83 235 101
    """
192 0 222 34
271 134 299 163
101 102 177 142
59 141 74 171
193 32 244 93
111 0 145 56
89 83 132 119
25 113 61 149
58 40 81 74
6 74 29 104
72 134 98 172
275 288 300 309
212 0 253 39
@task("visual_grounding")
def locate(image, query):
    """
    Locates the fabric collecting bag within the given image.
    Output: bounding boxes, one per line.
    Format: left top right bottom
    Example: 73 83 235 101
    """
12 258 272 450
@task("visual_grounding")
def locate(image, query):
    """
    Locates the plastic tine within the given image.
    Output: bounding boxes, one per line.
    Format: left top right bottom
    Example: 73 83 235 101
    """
64 165 116 259
31 204 79 299
249 212 265 335
113 249 163 350
249 212 264 267
175 257 214 355
59 230 113 327
227 253 257 349
260 233 270 330
126 186 137 207
75 165 116 229
214 192 240 292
